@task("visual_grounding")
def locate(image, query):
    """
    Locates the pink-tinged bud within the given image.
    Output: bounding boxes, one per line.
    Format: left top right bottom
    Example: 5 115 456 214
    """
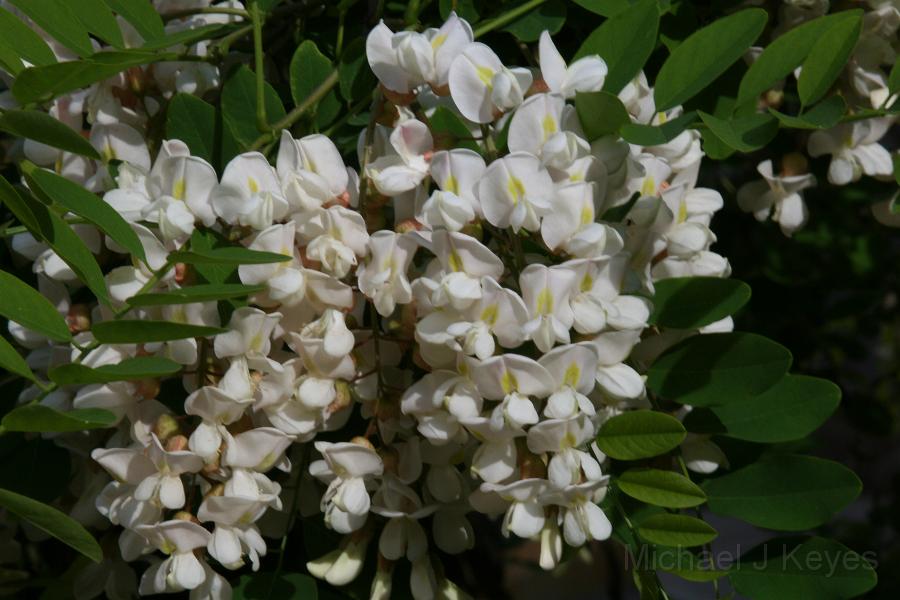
763 89 784 110
325 190 352 209
66 304 91 334
136 378 160 400
327 381 353 416
153 414 180 442
174 263 187 284
422 150 434 162
350 436 375 451
165 434 189 452
781 152 809 176
659 181 670 192
395 218 422 234
380 85 416 107
528 78 550 95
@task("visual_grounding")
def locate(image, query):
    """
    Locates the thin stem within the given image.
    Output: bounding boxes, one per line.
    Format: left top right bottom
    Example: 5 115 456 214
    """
215 23 253 55
336 10 346 58
248 70 340 151
355 90 384 216
322 96 370 137
249 0 269 134
473 0 549 39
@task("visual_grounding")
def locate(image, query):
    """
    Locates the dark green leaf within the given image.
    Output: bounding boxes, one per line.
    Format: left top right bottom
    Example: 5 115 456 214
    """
0 336 35 382
169 247 293 265
502 0 566 42
429 106 481 153
697 111 777 153
575 0 659 94
638 514 717 547
0 8 57 72
0 488 102 562
889 59 900 96
0 110 99 160
2 405 116 432
736 11 860 107
646 332 792 406
128 284 266 306
74 0 124 48
24 164 146 264
0 270 71 342
617 469 707 508
233 572 318 600
620 111 697 146
650 277 751 329
439 0 480 22
729 537 877 599
572 0 631 17
140 23 233 52
575 91 631 140
289 40 340 128
7 0 93 57
654 9 767 111
798 14 862 107
596 410 686 460
221 66 286 148
92 320 226 344
338 38 376 104
704 455 861 530
166 94 216 163
48 357 182 385
709 375 840 443
102 0 165 41
769 95 847 130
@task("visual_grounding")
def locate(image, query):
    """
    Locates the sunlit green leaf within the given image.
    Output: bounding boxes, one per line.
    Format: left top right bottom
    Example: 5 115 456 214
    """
650 277 751 329
0 270 71 342
617 469 707 508
596 411 686 460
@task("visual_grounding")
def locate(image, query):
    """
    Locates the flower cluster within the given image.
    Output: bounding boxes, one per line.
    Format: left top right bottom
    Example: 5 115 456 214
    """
2 6 742 600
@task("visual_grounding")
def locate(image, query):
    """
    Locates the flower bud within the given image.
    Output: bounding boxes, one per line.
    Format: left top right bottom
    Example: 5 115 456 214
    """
307 533 370 587
152 414 180 443
539 517 562 571
66 304 91 334
136 378 160 400
174 263 188 284
350 436 375 451
327 380 353 416
781 152 809 176
165 434 189 452
370 555 395 600
395 218 422 234
173 511 200 526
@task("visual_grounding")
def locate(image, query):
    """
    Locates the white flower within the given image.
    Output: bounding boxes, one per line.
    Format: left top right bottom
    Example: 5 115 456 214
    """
310 441 384 533
542 479 612 547
448 43 532 123
367 118 433 196
135 520 211 593
214 307 282 360
519 263 578 352
213 152 289 229
539 31 607 98
358 231 418 316
807 119 893 185
737 159 816 236
477 152 554 232
198 495 270 570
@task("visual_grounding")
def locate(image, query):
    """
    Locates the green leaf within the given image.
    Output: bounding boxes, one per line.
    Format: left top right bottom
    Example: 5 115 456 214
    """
617 469 707 508
140 23 233 52
575 0 659 94
0 336 35 382
289 40 340 128
572 0 631 17
769 95 847 130
338 38 376 104
595 411 686 460
646 332 792 407
74 0 124 48
0 488 102 562
697 111 778 153
10 191 110 305
0 110 99 160
0 270 71 342
729 537 877 600
654 9 767 111
889 58 900 96
233 572 318 600
620 111 697 146
102 0 165 41
2 405 116 432
736 12 860 107
439 0 480 22
92 320 226 344
7 0 93 57
169 247 293 265
166 94 216 163
709 375 840 443
0 8 57 72
221 66 287 148
502 0 566 42
650 277 751 329
128 284 266 306
48 357 182 386
797 13 862 107
23 164 146 264
12 50 160 104
638 514 717 547
575 91 631 140
429 107 481 153
704 455 861 530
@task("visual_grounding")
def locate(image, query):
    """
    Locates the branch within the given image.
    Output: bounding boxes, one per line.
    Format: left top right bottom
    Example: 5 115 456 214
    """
473 0 549 39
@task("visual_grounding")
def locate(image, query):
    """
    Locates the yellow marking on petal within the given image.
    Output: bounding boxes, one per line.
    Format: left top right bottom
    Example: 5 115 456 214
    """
641 176 656 197
562 431 578 449
580 205 593 226
248 177 260 194
537 287 554 315
239 511 254 525
160 541 176 555
172 178 186 201
569 172 583 182
458 361 469 377
580 273 594 292
102 143 116 162
542 114 557 140
445 175 459 195
172 308 187 323
448 250 463 272
250 332 264 351
431 33 448 50
657 112 668 125
507 176 525 205
501 370 519 394
476 65 494 86
563 363 581 388
677 200 688 224
480 303 499 325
